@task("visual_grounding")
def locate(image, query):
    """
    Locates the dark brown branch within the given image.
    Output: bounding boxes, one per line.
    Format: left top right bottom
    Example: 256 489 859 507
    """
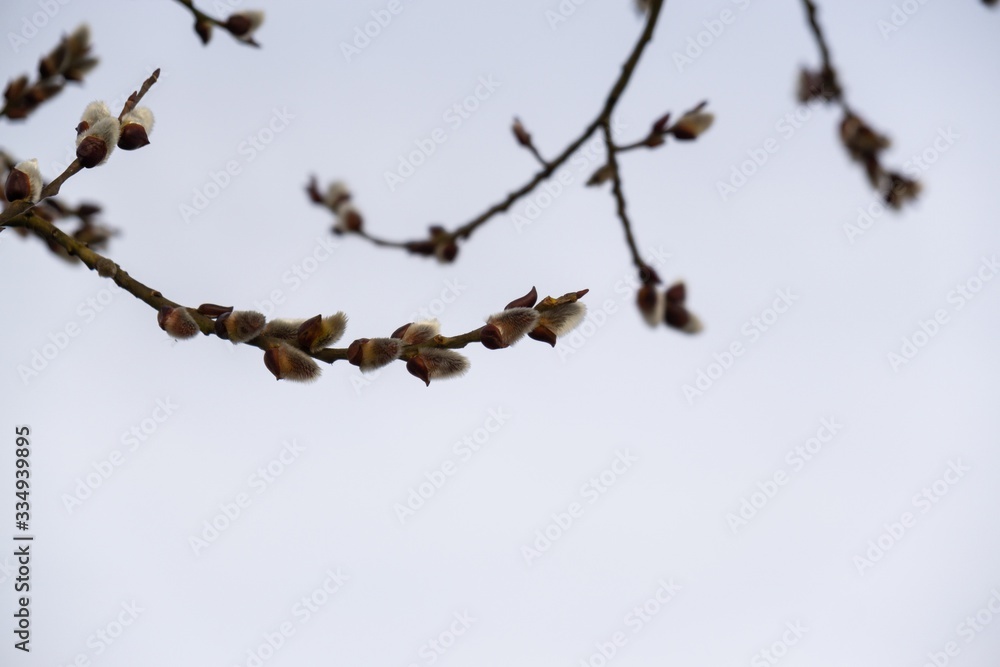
600 120 653 280
322 0 667 256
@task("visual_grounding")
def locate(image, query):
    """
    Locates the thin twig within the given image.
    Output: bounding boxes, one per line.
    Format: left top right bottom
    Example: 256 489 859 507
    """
600 120 651 279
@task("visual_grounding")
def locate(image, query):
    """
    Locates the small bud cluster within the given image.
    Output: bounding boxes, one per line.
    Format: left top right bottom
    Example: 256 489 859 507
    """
258 311 347 381
308 179 364 235
797 67 841 104
839 112 920 210
510 117 548 166
586 101 714 186
75 99 154 168
482 286 588 350
636 273 701 334
223 11 265 46
185 4 265 47
2 25 96 121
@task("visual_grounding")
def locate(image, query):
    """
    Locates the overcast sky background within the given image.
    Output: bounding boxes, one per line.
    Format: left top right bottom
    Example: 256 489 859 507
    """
2 0 999 665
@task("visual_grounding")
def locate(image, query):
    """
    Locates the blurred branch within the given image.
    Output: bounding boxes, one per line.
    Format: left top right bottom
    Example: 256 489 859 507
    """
1 25 97 121
797 0 920 209
172 0 264 47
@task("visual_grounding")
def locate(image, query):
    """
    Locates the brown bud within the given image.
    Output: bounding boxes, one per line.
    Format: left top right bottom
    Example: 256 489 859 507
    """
480 324 504 350
263 344 320 382
158 306 199 339
398 320 439 345
306 176 324 204
75 120 89 136
528 325 557 347
297 312 348 352
4 169 31 202
348 337 402 371
665 303 702 334
117 123 150 151
225 14 252 36
411 348 469 384
391 323 412 339
670 108 714 141
76 203 102 218
665 281 686 304
436 240 459 263
883 172 922 210
505 286 538 310
347 338 368 367
406 356 430 386
341 207 363 232
636 284 661 327
664 303 688 328
217 310 266 343
194 20 213 45
512 117 532 147
586 163 614 187
651 112 672 135
76 135 108 169
483 307 541 349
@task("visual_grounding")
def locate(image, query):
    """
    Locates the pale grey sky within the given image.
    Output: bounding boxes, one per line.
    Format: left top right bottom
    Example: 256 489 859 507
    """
2 0 999 665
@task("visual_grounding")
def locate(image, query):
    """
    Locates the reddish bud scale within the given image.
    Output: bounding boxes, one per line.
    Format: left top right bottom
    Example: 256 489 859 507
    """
76 136 108 169
117 123 150 150
4 169 31 202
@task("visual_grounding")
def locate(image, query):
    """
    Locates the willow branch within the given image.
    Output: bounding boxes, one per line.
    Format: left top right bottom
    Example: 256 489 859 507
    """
323 0 666 254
